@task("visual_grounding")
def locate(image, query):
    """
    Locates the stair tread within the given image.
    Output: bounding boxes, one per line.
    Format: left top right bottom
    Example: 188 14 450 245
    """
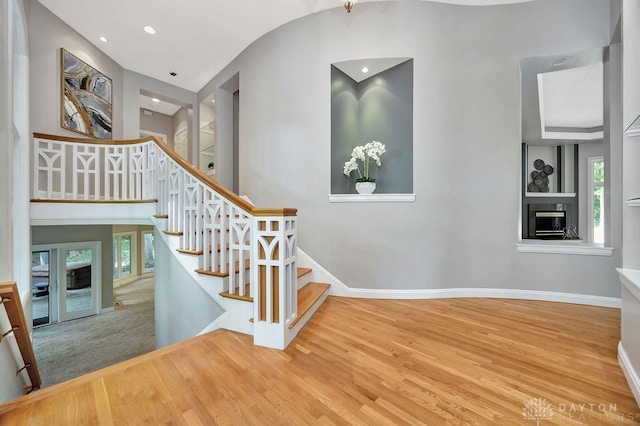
289 282 331 329
195 260 250 278
220 283 252 302
297 267 312 278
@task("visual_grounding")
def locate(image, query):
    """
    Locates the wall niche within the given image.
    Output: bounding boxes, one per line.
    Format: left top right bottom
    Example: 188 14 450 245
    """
330 58 413 194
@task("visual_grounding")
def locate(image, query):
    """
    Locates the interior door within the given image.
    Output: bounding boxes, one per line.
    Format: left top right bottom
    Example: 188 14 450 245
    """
59 244 100 322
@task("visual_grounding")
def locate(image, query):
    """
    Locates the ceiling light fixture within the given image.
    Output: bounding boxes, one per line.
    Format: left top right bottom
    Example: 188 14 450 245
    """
362 67 369 73
99 36 108 42
151 98 160 103
344 0 356 13
144 26 156 35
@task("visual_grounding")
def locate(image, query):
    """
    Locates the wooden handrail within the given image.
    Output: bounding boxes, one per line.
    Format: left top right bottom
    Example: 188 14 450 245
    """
32 133 297 218
0 282 41 393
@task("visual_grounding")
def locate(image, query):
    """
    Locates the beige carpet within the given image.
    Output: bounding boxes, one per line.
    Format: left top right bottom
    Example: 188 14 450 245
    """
32 278 155 388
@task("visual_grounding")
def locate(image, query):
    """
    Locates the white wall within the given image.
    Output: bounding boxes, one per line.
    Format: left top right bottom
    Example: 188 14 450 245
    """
0 0 33 404
154 229 225 348
620 0 640 405
200 0 621 297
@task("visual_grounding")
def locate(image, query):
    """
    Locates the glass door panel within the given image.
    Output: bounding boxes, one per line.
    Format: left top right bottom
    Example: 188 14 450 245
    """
60 247 98 322
31 250 50 327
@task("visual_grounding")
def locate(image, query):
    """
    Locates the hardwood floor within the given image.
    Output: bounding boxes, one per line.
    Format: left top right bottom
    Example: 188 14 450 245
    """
1 297 638 425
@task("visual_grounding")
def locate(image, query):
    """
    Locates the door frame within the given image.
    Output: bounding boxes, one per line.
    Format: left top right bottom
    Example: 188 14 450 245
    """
31 241 102 324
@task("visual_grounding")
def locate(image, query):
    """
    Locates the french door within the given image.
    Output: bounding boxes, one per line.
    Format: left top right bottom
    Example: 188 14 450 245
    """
31 242 101 326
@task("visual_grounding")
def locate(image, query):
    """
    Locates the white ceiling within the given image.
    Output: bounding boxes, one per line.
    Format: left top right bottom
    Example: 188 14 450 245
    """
36 0 533 93
538 63 603 132
333 57 411 83
139 94 182 116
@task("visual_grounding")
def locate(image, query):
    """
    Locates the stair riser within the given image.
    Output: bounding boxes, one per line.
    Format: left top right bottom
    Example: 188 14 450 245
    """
297 273 313 290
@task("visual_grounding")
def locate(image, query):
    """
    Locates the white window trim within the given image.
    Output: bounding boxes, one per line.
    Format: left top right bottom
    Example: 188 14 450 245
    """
587 156 604 244
142 230 155 273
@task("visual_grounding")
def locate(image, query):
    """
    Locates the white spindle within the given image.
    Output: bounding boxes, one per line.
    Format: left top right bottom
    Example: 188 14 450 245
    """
105 146 127 200
156 154 168 216
129 144 146 200
72 144 100 200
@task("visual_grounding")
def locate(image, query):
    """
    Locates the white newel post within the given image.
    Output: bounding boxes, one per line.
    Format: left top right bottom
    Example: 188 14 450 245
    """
252 211 298 349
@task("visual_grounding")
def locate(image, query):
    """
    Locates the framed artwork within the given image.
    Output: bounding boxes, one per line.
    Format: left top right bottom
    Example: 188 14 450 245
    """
61 48 112 139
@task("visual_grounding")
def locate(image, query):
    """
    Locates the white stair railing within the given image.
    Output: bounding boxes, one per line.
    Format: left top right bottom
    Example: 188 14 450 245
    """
32 133 298 349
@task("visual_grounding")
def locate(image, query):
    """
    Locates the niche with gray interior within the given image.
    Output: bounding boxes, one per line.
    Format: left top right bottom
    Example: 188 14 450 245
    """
330 58 413 194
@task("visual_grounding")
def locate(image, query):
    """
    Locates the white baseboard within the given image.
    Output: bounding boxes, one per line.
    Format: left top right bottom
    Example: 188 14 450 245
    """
334 287 620 307
618 342 640 407
297 248 620 308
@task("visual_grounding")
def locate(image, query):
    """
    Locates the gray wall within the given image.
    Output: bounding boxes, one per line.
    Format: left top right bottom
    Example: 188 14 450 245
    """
171 106 193 160
139 109 173 144
331 66 359 193
28 0 124 139
331 60 413 194
154 230 225 348
31 225 114 309
201 0 622 297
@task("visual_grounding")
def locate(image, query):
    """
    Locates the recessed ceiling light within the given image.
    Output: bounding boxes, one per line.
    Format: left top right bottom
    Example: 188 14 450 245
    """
144 26 156 35
362 67 369 73
211 99 215 103
151 98 160 103
99 36 108 42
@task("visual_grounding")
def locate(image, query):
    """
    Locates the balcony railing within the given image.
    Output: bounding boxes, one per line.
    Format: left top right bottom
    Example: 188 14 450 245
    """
33 133 298 349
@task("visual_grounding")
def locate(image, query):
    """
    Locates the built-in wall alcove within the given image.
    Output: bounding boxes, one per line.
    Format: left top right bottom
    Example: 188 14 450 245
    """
330 58 413 196
520 47 609 246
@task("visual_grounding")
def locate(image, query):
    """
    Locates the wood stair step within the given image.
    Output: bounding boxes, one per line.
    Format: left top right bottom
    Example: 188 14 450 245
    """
163 230 183 236
176 244 230 256
289 282 331 329
195 260 250 278
297 267 312 278
154 214 169 219
219 283 252 302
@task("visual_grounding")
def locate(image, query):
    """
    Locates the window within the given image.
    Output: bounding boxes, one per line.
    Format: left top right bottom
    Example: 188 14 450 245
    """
588 157 604 244
113 232 135 280
143 231 155 273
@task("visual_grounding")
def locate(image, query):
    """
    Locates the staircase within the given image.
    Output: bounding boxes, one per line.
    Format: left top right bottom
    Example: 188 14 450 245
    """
157 217 331 342
32 132 332 350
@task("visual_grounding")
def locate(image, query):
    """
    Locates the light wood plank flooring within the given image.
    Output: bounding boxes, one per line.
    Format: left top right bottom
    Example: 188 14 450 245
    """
1 297 639 425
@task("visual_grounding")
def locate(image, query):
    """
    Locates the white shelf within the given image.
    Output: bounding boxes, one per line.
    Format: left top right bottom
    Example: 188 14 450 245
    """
516 240 613 256
626 198 640 207
328 193 416 203
617 268 640 301
525 192 576 198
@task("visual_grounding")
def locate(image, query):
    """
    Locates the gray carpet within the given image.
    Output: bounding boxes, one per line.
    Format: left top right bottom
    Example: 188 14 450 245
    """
33 281 155 388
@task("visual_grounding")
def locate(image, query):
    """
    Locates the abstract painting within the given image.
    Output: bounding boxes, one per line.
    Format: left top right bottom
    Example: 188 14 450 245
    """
61 48 112 139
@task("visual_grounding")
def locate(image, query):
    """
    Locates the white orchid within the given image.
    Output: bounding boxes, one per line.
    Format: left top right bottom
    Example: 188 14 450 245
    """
343 140 386 182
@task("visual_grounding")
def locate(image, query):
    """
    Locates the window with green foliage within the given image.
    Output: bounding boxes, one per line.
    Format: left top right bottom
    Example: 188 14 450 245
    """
143 231 155 272
588 157 604 244
113 232 135 280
